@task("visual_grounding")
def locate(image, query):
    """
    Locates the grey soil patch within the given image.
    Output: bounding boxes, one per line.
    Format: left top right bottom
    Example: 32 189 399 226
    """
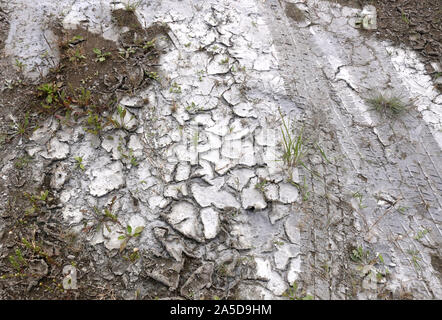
431 254 442 279
285 3 306 22
0 7 8 52
326 0 442 91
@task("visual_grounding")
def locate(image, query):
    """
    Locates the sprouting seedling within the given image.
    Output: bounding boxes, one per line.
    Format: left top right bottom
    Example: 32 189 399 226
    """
69 48 86 63
352 191 367 209
119 47 136 59
13 111 31 137
282 281 314 300
192 130 199 148
117 105 127 122
407 249 422 271
93 48 111 62
143 39 156 50
146 71 159 81
15 59 25 72
118 225 145 252
74 156 85 170
414 228 430 240
124 0 141 12
9 249 27 271
219 57 229 65
169 82 182 93
38 190 49 202
254 178 268 192
37 82 63 108
279 108 305 169
366 93 407 116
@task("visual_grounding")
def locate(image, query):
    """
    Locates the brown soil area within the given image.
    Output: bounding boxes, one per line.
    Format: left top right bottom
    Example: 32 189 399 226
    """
0 9 171 300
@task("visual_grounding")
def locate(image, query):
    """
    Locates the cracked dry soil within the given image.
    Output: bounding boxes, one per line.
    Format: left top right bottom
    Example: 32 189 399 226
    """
0 0 441 300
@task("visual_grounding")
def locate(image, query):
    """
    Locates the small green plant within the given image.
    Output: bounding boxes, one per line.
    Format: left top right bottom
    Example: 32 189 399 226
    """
14 155 33 169
74 87 91 107
220 57 229 65
279 109 306 169
85 110 103 135
74 156 85 170
350 246 385 266
21 238 54 265
124 248 140 262
283 281 314 300
118 225 145 252
37 82 64 108
15 59 25 72
93 48 111 62
186 101 202 113
9 249 27 271
407 249 422 271
366 93 407 116
142 39 156 50
350 246 369 263
192 130 199 148
12 112 31 137
146 71 159 81
414 228 430 240
124 0 141 11
169 82 182 93
400 10 410 25
352 191 367 209
68 48 86 63
119 47 136 59
255 178 268 192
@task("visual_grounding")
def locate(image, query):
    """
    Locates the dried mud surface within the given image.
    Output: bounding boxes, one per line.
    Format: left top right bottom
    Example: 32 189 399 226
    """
0 0 441 300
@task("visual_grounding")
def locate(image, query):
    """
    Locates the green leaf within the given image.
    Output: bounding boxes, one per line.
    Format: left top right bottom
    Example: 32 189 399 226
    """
378 253 384 264
119 239 128 252
93 48 101 55
134 226 144 236
127 225 132 235
118 235 126 240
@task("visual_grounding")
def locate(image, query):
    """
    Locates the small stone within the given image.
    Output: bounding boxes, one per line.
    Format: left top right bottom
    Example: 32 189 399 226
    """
226 168 255 191
263 184 279 201
233 103 257 118
200 208 220 240
284 215 300 244
273 243 300 270
120 96 144 108
175 162 191 182
279 183 299 203
269 203 291 224
241 186 267 210
89 161 125 197
287 256 302 284
163 202 203 242
191 183 240 210
42 138 70 160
